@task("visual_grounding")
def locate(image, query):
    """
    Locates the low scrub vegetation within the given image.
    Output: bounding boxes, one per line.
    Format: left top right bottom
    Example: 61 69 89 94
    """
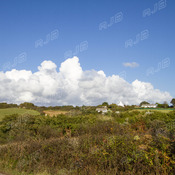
0 109 175 174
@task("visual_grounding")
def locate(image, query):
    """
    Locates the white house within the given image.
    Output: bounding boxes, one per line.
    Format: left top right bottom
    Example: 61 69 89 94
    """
118 101 124 107
141 104 157 108
96 106 108 114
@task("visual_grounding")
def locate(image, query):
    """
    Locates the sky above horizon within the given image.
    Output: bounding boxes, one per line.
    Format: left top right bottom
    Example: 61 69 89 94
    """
0 0 174 106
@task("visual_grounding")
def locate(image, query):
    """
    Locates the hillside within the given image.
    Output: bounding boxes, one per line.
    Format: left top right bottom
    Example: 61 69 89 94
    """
0 108 40 121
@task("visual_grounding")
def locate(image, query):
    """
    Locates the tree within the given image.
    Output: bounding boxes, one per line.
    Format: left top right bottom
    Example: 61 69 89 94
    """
171 98 175 107
156 102 169 108
0 103 18 109
108 103 117 110
163 101 169 108
139 101 149 107
19 102 35 109
102 102 109 106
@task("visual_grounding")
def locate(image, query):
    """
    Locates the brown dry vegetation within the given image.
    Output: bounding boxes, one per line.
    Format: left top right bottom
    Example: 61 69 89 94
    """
43 110 68 116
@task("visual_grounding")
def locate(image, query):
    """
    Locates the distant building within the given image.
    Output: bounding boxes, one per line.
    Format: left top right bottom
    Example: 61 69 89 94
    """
141 104 157 108
118 101 124 107
96 106 108 114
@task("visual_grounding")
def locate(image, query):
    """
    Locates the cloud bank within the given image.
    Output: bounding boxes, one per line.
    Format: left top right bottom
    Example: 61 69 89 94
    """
0 56 172 106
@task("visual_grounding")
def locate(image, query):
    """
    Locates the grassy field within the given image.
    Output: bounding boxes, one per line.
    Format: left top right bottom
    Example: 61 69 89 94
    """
134 108 175 113
0 108 40 121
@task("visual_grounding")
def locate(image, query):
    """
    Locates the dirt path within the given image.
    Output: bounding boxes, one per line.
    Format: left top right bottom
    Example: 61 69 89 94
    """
43 110 68 116
0 172 10 175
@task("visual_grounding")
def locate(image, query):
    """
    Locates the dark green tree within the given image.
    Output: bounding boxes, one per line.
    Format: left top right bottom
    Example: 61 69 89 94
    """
170 98 175 107
19 102 35 109
163 101 169 108
102 102 109 106
139 101 149 107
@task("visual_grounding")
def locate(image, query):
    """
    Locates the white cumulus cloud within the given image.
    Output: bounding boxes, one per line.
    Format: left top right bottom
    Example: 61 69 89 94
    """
123 62 139 68
0 56 172 106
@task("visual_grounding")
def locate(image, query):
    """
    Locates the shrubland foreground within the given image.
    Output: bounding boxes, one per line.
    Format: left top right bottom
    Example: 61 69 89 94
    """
0 107 175 175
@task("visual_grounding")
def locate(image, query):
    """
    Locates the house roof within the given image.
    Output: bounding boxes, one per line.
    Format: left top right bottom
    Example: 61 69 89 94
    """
118 101 124 107
96 106 108 112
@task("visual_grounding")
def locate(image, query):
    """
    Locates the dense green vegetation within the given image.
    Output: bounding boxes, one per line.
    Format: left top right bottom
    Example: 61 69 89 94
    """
135 108 175 113
0 107 175 175
0 103 18 109
171 98 175 107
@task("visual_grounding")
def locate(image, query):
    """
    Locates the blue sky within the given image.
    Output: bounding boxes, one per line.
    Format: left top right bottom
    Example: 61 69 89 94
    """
0 0 174 105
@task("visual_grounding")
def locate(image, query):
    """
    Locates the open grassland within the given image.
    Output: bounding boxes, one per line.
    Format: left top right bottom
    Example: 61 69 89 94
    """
0 108 40 121
134 108 175 113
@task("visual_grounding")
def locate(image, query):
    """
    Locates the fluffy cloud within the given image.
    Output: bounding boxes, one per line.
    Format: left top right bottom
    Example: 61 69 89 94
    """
123 62 139 68
0 56 172 106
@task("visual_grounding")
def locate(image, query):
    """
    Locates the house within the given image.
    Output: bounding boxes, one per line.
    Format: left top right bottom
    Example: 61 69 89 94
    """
118 101 124 107
96 106 108 114
141 104 157 108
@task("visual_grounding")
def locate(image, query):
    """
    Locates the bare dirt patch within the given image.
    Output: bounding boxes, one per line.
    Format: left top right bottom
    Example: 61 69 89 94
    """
43 110 68 117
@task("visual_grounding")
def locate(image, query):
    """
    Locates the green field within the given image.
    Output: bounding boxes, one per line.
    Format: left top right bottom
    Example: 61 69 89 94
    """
134 108 175 113
0 108 40 121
